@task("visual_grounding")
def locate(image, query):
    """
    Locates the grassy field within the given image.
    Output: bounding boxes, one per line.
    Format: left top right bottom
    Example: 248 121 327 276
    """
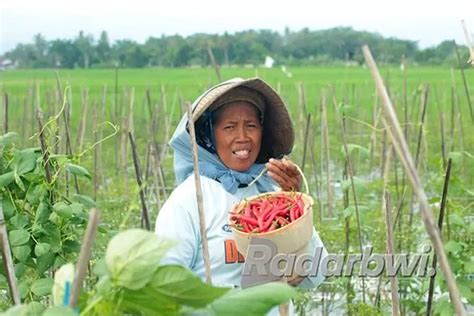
1 66 473 314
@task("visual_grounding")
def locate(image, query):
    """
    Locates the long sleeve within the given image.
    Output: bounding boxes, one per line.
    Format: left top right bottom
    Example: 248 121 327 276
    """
155 194 200 269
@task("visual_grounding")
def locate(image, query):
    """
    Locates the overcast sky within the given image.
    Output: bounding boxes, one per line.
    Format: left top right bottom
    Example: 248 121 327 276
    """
1 0 473 54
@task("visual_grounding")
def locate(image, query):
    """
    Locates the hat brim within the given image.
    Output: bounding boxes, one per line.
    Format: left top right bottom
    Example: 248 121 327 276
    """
192 78 294 161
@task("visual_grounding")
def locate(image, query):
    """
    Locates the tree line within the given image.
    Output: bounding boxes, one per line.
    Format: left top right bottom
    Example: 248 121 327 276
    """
2 27 470 68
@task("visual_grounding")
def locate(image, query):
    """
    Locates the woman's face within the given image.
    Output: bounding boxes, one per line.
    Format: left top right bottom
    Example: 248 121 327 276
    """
213 101 262 172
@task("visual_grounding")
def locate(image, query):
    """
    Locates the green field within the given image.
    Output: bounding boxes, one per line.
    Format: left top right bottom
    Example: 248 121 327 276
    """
0 66 473 314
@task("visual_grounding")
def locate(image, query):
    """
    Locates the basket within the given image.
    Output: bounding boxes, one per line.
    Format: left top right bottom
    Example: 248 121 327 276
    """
229 191 314 258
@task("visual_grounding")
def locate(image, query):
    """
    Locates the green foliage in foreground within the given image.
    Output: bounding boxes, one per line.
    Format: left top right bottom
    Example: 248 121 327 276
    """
1 229 298 316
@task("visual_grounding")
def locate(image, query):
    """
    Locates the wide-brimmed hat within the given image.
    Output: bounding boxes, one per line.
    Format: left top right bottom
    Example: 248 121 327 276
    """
191 77 294 162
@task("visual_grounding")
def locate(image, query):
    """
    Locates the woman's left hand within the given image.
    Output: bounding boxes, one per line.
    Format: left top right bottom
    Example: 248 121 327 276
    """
265 157 302 191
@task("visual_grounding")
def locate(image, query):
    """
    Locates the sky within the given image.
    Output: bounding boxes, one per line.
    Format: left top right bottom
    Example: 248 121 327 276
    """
0 0 473 54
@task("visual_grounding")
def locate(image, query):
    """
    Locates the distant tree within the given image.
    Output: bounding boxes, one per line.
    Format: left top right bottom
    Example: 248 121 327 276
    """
49 39 81 68
74 31 94 68
96 31 111 65
2 27 463 68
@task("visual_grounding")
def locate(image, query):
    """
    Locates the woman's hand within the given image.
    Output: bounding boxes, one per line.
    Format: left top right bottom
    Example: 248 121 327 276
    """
265 157 302 192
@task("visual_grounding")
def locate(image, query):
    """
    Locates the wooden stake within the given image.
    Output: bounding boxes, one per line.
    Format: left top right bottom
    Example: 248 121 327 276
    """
334 99 366 303
301 113 311 172
69 209 100 308
187 102 212 284
36 107 52 184
206 43 222 82
129 131 151 231
0 204 21 305
363 45 466 316
320 91 333 217
381 147 400 316
454 41 473 124
75 88 89 155
426 159 452 316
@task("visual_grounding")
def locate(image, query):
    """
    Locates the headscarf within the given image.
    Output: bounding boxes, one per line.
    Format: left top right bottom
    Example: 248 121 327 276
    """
169 80 276 194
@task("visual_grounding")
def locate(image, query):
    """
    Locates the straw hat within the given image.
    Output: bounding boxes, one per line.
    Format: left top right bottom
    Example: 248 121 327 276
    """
192 78 295 162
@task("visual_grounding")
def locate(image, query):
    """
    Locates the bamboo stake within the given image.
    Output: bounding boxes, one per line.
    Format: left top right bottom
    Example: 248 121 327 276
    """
97 85 107 186
426 158 452 316
0 204 21 305
440 111 447 169
454 41 473 124
301 113 311 172
129 131 151 231
36 107 52 184
334 100 366 303
3 92 8 134
69 209 100 308
55 74 79 194
206 43 222 82
362 45 466 315
187 102 212 284
381 147 400 316
308 111 322 223
343 161 354 311
320 91 333 217
75 88 89 155
414 85 429 168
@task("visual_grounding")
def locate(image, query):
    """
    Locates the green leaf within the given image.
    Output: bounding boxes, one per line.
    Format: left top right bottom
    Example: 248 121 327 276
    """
2 197 16 219
53 202 73 218
37 252 55 275
444 240 462 255
14 262 26 278
43 306 77 316
0 132 19 147
35 201 51 224
73 194 96 208
63 240 81 253
35 242 51 257
9 213 29 229
105 229 175 290
31 278 54 296
9 229 30 246
26 183 47 205
66 163 91 180
121 288 181 315
43 223 61 253
0 171 15 188
14 171 25 191
12 245 31 262
23 302 46 315
149 265 229 307
205 282 298 316
17 148 38 175
18 280 30 299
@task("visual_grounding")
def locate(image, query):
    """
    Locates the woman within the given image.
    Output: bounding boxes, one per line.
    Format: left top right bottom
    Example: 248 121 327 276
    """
155 78 326 291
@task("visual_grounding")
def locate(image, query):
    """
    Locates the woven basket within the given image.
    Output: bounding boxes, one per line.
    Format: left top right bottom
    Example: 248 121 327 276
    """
229 191 314 257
